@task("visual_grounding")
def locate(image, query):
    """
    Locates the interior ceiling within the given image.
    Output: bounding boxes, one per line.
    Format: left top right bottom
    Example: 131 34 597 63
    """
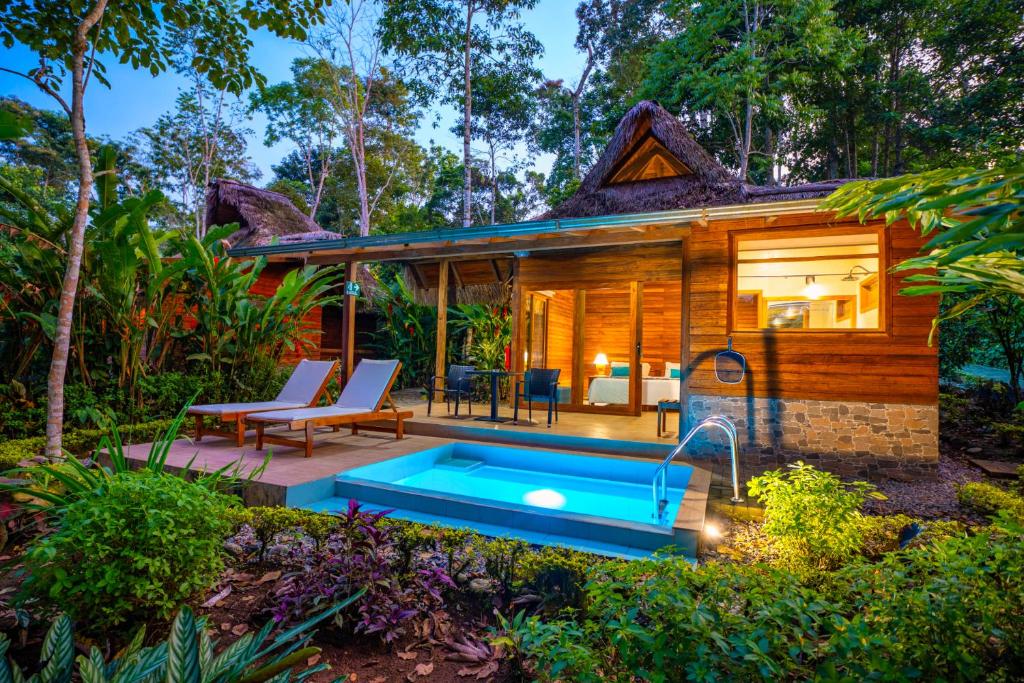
739 233 877 251
408 257 514 289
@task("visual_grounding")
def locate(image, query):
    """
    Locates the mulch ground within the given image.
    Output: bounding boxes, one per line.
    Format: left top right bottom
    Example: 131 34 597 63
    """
196 566 509 683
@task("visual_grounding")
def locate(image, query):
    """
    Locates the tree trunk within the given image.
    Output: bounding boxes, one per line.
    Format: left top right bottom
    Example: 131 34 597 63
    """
45 0 109 457
739 96 753 181
571 44 595 180
461 3 475 228
488 137 497 225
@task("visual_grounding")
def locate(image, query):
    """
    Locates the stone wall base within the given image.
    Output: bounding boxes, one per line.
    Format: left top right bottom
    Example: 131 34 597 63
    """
686 395 939 481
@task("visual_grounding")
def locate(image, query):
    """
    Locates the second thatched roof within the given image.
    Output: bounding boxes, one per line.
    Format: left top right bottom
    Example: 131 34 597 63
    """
206 179 338 247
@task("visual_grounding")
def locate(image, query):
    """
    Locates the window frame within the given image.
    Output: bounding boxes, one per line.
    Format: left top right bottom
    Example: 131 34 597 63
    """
727 225 889 336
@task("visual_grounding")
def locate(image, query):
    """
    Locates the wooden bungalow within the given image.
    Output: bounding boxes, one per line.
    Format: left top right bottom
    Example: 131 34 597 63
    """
208 179 377 363
228 101 939 480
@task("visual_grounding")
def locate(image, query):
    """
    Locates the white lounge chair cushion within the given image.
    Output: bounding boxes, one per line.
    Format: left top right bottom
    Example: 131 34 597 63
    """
188 400 306 417
247 406 372 423
335 359 400 409
275 359 337 404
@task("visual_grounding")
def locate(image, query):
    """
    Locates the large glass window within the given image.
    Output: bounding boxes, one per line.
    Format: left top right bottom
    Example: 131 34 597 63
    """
734 231 882 331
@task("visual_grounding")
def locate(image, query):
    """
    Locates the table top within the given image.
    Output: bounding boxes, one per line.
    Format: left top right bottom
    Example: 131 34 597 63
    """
467 369 520 376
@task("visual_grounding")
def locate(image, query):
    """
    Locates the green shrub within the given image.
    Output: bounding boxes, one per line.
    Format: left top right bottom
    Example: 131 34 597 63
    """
0 436 44 470
747 462 880 569
232 506 340 560
959 481 1024 520
0 418 188 471
992 421 1024 447
513 517 1024 682
23 471 234 631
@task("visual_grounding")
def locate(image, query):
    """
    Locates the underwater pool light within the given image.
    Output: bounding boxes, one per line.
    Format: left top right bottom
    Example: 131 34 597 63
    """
523 488 566 509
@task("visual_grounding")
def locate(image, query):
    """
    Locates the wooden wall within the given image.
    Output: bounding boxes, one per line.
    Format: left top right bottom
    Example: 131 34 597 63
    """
518 243 681 289
546 291 575 387
510 214 938 409
687 213 938 405
642 281 682 375
582 288 632 368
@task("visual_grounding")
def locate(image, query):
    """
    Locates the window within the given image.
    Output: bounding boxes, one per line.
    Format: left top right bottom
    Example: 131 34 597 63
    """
733 231 882 331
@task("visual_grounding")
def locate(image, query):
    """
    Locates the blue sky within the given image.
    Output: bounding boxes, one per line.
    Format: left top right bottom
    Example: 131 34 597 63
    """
0 2 585 180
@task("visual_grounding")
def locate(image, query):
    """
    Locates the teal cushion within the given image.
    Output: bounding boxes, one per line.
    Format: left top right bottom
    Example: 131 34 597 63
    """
610 366 629 377
670 368 680 379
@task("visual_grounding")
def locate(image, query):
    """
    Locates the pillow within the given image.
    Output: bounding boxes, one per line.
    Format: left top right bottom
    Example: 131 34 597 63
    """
670 368 681 379
642 362 652 377
665 361 681 377
610 365 630 378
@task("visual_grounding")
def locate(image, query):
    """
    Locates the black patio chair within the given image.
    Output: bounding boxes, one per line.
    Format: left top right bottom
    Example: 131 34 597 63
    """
513 368 561 427
427 364 476 417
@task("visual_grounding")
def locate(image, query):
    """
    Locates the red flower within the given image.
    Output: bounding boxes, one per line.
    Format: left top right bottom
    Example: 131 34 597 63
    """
213 256 220 266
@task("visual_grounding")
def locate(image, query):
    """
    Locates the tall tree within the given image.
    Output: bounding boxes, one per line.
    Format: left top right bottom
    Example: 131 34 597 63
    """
642 0 849 182
312 0 407 236
380 0 542 227
137 90 259 233
250 58 341 219
468 60 538 224
0 0 328 456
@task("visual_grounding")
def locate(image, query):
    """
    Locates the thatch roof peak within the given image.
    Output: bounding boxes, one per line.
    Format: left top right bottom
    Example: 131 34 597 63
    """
543 100 846 220
205 179 338 248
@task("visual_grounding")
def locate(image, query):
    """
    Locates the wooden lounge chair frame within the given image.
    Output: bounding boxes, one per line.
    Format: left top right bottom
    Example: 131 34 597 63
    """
251 360 412 457
191 359 338 447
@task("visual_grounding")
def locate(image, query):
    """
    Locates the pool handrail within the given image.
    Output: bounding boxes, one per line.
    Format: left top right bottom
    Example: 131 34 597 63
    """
652 415 743 523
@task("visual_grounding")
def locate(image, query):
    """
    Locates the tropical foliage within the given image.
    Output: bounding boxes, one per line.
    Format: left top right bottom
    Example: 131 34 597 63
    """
0 146 344 434
822 165 1024 399
0 596 363 683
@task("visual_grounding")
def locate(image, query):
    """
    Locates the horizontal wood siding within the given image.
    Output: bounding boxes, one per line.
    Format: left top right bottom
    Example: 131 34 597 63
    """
641 280 682 375
688 213 938 405
582 288 633 369
518 243 681 289
546 291 575 387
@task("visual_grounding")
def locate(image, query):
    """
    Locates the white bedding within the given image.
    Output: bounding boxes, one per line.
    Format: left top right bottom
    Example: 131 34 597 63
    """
587 377 680 406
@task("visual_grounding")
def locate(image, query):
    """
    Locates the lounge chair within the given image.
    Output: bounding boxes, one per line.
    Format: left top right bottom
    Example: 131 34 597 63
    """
248 358 411 457
188 359 338 446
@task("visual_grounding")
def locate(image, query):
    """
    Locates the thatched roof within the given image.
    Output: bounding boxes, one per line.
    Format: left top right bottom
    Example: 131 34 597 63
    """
542 101 846 219
205 179 338 248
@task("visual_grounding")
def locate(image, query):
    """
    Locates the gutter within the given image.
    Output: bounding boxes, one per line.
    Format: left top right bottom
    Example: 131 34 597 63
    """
227 198 828 259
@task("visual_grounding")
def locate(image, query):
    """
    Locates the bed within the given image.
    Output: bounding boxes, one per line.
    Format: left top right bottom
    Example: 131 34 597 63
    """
587 376 680 406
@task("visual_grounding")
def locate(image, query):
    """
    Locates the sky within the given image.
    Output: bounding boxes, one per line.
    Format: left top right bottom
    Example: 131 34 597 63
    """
0 2 586 181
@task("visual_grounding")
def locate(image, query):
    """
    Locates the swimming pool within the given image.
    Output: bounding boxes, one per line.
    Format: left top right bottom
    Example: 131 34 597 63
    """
304 442 710 558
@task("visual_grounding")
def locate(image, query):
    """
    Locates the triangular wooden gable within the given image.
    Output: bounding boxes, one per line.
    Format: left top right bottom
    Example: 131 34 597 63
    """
606 132 691 185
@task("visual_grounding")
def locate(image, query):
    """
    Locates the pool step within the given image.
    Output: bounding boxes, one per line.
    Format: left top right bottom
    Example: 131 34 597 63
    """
302 497 679 560
326 477 696 555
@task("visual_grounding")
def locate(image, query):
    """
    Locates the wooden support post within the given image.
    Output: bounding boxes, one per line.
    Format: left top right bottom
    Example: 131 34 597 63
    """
434 259 449 402
508 257 523 408
571 290 586 405
629 281 643 415
341 260 358 382
679 238 692 435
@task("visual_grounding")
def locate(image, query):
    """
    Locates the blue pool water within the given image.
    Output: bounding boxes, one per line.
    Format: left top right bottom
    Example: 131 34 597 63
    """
338 443 691 527
394 461 684 525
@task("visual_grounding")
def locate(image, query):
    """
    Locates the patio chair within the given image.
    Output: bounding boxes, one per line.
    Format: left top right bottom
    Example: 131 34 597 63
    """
513 368 561 427
187 359 338 447
247 358 412 457
427 364 476 417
